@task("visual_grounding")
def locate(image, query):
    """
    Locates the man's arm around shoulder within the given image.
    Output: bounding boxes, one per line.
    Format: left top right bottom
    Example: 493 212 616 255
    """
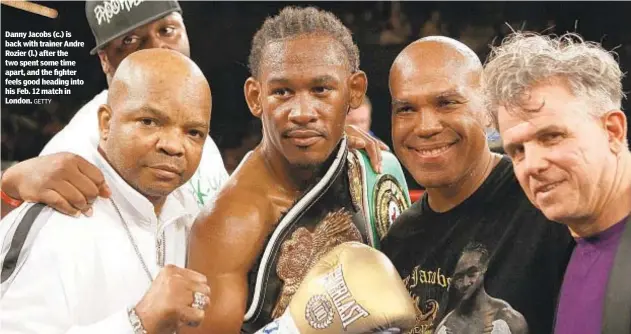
183 190 272 334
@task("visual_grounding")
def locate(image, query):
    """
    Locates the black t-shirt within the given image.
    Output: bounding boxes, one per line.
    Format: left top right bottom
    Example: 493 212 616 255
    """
382 156 574 334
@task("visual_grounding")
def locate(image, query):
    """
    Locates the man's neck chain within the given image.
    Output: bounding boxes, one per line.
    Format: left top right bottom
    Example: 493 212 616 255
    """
109 198 165 282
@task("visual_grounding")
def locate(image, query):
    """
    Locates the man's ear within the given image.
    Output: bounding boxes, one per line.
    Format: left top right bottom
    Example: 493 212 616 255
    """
97 51 113 76
244 77 263 118
602 109 628 154
348 70 368 109
97 105 113 142
477 97 494 130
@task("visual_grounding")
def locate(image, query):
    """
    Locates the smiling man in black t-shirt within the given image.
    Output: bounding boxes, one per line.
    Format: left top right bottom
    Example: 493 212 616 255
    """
381 36 574 334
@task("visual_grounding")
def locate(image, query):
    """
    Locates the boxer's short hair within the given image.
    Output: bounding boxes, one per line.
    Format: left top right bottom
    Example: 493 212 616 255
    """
248 6 359 77
461 242 490 268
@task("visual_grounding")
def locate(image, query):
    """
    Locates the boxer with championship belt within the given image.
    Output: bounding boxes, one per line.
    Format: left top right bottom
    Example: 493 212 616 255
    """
183 7 410 334
240 138 409 333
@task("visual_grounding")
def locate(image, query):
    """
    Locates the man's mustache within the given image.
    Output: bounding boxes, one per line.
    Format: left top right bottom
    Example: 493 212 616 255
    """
145 156 187 174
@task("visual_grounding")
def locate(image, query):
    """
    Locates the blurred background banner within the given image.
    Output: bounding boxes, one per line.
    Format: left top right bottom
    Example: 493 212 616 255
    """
2 1 631 191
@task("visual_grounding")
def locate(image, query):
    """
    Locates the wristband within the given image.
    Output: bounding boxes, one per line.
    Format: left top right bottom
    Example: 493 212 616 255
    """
127 307 148 334
1 190 23 207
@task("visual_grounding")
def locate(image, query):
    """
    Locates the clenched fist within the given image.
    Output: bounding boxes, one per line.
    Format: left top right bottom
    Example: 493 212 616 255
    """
135 265 211 334
1 152 111 217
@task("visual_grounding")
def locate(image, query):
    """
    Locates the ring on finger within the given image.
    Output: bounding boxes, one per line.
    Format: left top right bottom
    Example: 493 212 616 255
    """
192 291 207 310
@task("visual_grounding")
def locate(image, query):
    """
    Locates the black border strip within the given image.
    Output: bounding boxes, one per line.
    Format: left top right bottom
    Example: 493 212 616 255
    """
1 203 46 283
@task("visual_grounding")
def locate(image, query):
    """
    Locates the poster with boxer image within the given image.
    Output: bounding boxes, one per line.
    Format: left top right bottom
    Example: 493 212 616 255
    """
434 243 528 334
402 243 529 334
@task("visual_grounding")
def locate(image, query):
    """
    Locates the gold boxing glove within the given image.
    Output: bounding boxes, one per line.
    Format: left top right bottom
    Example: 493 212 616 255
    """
256 242 416 334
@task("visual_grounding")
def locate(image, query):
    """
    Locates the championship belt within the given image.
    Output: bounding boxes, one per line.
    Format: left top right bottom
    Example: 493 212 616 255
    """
242 138 410 333
346 149 411 249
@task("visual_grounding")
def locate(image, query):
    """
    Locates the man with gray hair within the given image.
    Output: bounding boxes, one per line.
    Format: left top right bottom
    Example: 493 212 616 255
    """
381 35 573 334
484 32 631 334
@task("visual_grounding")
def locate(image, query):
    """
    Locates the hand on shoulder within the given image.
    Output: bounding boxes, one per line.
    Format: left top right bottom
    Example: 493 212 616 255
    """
1 153 111 218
